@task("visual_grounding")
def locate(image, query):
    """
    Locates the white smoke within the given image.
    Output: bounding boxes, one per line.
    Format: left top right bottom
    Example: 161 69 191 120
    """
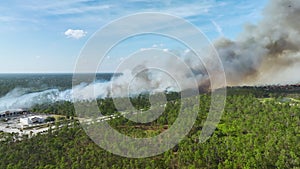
1 0 300 111
0 88 62 112
216 0 300 85
0 74 177 112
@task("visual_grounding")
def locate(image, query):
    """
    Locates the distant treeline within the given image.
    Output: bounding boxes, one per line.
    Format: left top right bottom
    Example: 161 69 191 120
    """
28 84 300 117
30 91 180 117
227 85 300 98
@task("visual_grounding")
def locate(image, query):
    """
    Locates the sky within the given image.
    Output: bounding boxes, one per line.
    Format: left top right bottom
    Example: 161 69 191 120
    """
0 0 268 73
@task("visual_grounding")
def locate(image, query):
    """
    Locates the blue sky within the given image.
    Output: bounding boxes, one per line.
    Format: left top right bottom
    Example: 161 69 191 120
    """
0 0 268 73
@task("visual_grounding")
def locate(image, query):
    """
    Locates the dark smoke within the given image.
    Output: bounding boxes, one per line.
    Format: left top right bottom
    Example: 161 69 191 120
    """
215 0 300 85
1 0 299 111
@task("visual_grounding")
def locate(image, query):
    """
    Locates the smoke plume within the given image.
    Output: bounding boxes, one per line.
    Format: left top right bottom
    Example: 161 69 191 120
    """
1 0 300 111
216 0 300 85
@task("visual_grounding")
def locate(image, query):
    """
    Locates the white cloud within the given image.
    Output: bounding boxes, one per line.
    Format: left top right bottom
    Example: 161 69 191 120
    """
64 29 87 39
211 20 224 37
49 5 111 15
152 44 158 48
140 48 151 51
165 3 212 18
184 49 191 54
0 16 16 22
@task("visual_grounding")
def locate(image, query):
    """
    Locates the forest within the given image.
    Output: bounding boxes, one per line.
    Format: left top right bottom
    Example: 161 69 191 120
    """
0 85 299 169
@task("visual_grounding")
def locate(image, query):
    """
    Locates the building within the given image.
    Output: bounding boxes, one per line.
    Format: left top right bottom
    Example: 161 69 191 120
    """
20 117 30 125
20 116 44 125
